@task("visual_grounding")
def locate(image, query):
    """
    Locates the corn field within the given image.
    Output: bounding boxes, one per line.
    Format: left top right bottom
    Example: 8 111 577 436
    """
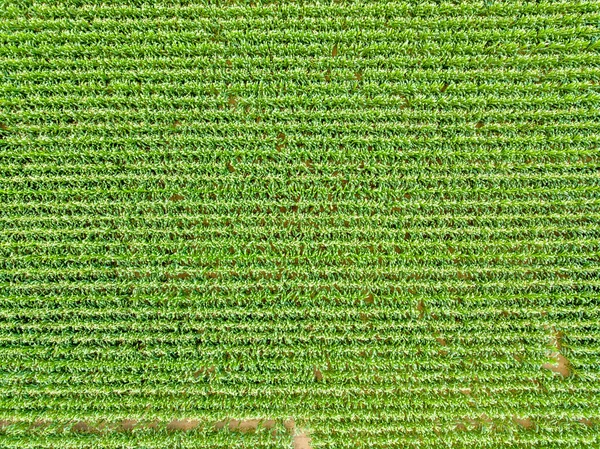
1 0 599 447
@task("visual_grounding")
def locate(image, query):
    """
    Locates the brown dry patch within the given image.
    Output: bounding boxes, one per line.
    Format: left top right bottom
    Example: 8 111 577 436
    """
550 330 564 350
214 418 278 434
194 366 216 378
440 82 449 93
460 388 471 396
332 44 338 57
214 419 228 430
286 420 311 449
513 416 534 429
169 194 185 202
480 414 493 426
120 419 138 431
228 419 260 433
459 415 494 431
463 417 479 428
313 366 323 382
417 300 425 319
210 418 309 447
579 418 594 427
475 121 484 129
457 271 472 280
8 417 312 446
226 161 235 172
365 292 374 304
145 419 160 430
543 352 570 378
72 421 97 433
284 418 296 433
293 431 312 449
543 328 570 378
262 419 276 430
31 420 50 429
166 419 199 431
436 337 448 347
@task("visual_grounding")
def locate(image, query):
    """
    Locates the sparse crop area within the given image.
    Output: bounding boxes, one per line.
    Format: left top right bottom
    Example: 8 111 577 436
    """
1 0 599 447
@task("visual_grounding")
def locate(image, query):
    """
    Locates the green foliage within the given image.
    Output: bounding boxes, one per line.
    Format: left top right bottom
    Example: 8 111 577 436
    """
1 0 599 447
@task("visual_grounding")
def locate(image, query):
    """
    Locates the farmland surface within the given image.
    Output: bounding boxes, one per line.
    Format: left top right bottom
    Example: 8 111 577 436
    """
1 1 599 447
